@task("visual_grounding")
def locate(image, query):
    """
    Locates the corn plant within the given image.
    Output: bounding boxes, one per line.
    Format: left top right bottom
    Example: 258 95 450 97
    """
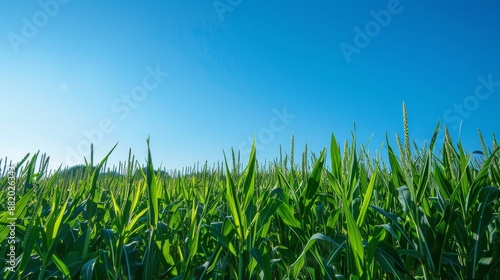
1 105 499 279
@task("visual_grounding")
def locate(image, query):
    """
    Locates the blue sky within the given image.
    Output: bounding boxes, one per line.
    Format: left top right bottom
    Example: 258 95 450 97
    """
1 0 499 172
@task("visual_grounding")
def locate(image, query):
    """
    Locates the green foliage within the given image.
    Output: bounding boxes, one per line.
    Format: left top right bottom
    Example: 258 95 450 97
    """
1 111 500 279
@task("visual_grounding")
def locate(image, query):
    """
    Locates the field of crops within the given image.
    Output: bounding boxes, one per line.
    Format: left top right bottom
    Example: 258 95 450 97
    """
1 113 500 279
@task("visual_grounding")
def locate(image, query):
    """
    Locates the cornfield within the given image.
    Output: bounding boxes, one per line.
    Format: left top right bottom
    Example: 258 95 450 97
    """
1 108 500 279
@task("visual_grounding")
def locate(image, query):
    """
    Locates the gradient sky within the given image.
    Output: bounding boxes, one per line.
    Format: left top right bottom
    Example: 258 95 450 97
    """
1 0 500 172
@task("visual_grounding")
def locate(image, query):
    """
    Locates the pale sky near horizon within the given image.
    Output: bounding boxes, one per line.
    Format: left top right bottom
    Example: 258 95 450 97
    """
1 1 499 172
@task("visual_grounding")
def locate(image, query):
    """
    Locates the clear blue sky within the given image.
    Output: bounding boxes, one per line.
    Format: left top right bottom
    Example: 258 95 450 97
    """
1 1 499 171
